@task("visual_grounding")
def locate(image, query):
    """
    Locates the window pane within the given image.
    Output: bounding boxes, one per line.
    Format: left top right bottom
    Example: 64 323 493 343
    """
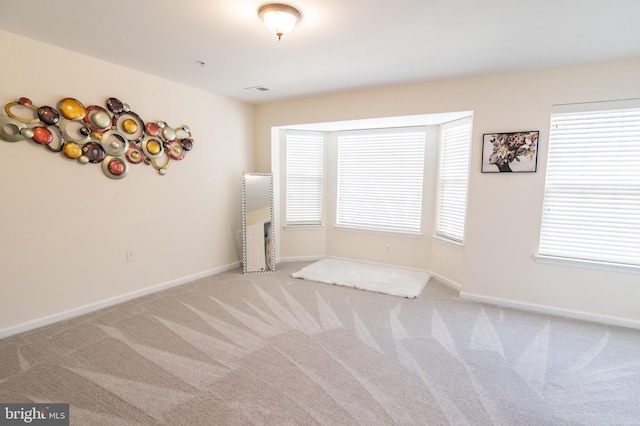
539 101 640 267
337 129 425 234
285 132 324 225
437 118 471 242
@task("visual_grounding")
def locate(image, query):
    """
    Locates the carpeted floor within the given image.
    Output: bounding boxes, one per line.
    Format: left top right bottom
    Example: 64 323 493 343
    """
1 261 639 425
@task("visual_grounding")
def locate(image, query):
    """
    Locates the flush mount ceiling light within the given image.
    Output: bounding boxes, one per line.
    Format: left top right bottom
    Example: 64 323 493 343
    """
258 3 301 40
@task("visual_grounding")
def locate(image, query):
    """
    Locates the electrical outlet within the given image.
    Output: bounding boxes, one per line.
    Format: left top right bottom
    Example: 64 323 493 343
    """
385 244 391 253
126 249 135 262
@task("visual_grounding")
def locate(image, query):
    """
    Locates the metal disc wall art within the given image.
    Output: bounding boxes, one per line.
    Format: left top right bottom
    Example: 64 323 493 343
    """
0 97 195 179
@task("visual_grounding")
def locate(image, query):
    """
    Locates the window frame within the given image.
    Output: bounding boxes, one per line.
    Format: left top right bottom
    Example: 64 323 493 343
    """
335 127 427 235
536 99 640 273
284 131 325 227
435 117 472 244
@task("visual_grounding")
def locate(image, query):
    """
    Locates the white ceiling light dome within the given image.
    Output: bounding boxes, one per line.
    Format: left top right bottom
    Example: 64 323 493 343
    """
258 4 301 40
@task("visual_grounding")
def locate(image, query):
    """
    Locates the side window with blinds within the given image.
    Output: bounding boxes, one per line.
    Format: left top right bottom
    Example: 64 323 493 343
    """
436 118 472 243
538 100 640 269
285 132 324 226
336 129 426 234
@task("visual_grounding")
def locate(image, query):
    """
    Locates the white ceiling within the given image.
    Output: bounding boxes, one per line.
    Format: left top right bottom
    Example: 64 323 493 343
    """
0 0 639 105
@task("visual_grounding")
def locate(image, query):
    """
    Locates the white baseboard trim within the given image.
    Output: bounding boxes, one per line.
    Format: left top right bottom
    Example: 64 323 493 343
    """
460 291 640 330
429 272 462 292
0 262 240 340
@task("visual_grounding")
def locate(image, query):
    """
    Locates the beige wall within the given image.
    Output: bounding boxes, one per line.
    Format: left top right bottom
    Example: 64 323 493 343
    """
256 57 640 324
2 26 638 331
0 30 254 332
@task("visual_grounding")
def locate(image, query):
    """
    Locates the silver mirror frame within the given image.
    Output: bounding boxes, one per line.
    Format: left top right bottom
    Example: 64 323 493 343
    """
241 172 276 274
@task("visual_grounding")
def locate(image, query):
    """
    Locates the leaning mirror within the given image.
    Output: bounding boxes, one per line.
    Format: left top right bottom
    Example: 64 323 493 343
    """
241 172 275 274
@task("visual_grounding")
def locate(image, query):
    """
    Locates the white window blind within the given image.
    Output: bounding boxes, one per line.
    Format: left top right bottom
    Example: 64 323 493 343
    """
336 129 426 234
437 118 471 242
285 132 324 225
539 100 640 268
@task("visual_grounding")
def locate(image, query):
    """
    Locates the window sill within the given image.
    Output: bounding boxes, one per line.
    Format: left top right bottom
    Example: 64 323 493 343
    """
534 254 640 275
284 225 325 231
431 234 465 250
333 225 422 238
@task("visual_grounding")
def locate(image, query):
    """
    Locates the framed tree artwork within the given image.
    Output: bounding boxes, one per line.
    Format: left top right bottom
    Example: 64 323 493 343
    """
482 130 539 173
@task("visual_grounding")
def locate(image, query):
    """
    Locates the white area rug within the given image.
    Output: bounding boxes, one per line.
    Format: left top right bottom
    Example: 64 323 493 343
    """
292 258 431 298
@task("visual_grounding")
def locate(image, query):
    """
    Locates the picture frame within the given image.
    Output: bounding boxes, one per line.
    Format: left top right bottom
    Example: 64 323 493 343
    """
482 130 539 173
